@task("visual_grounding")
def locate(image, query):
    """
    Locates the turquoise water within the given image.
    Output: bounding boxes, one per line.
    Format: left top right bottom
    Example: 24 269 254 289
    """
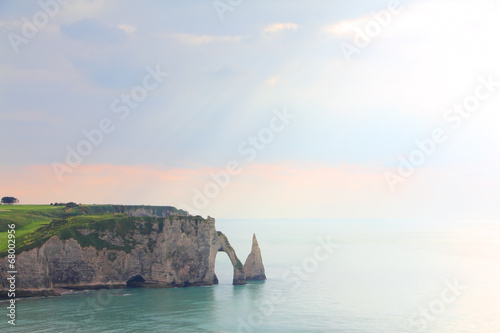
3 219 500 332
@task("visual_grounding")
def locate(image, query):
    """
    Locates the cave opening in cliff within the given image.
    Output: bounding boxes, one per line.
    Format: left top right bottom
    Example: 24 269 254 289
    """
215 252 233 285
126 275 146 288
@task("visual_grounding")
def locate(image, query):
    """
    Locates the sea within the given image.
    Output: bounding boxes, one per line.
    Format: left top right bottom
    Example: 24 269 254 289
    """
2 219 500 333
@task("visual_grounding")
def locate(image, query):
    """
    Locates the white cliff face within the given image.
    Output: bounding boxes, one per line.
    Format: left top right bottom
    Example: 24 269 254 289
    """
0 216 253 297
243 234 267 281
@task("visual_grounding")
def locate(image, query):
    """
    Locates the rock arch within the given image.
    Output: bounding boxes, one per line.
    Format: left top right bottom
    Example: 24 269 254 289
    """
212 231 246 285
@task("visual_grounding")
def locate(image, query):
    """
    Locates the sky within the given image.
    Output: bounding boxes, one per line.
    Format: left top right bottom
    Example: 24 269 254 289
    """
1 0 500 219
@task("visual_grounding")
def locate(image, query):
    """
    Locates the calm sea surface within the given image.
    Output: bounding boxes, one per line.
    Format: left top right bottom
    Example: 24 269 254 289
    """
3 219 500 332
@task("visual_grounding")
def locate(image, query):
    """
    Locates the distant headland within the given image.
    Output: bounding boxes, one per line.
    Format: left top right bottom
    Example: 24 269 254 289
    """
0 204 266 298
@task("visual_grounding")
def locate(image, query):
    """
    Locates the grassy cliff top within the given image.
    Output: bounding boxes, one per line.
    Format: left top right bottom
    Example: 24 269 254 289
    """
0 204 192 256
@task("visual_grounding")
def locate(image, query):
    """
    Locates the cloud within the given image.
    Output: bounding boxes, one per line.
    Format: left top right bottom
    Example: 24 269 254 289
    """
263 23 298 35
117 24 137 34
322 16 371 38
60 18 126 43
266 77 277 85
60 0 114 23
0 164 197 207
0 163 385 218
164 33 241 46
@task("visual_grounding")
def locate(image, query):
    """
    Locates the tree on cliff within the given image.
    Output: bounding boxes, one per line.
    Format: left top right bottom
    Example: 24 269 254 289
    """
1 196 19 204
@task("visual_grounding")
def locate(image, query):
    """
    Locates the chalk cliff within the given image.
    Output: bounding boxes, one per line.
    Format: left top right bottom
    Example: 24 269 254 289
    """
243 234 266 281
0 211 253 297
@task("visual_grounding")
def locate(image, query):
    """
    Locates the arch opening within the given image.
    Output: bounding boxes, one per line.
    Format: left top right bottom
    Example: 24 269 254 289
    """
214 252 234 285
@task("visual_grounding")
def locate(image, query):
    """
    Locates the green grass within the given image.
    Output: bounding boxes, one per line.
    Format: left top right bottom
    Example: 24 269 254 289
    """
0 204 198 257
0 207 138 256
0 205 66 253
